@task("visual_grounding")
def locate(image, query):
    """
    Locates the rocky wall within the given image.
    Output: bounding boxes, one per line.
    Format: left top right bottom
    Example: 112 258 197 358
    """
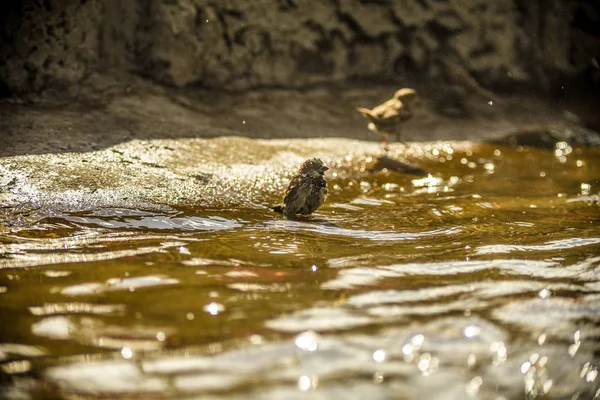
0 0 598 96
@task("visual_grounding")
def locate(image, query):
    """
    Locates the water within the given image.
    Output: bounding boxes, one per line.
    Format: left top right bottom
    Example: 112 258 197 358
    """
0 142 599 399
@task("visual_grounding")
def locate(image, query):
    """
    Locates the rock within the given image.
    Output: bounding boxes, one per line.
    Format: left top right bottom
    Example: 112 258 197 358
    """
369 156 428 176
487 125 600 149
0 1 598 96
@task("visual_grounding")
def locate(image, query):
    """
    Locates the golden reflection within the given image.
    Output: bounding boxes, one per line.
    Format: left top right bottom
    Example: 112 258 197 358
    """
569 330 582 357
203 302 225 315
581 183 592 196
0 140 598 398
298 375 318 391
372 349 386 363
465 376 483 397
61 275 178 296
0 234 187 269
537 333 547 345
295 330 319 352
1 360 31 374
464 325 481 338
417 353 439 376
121 347 133 359
490 341 507 366
29 303 125 316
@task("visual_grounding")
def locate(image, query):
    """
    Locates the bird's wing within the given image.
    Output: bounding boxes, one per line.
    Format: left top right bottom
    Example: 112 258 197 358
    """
283 177 309 215
375 99 402 120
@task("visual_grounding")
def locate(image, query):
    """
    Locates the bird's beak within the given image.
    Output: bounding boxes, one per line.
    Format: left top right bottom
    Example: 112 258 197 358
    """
321 165 329 172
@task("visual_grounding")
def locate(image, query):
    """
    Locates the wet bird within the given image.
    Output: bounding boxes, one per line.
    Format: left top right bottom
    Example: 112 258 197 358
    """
273 158 328 219
356 88 418 148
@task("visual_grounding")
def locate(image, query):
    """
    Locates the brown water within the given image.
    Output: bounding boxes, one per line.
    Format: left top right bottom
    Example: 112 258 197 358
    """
1 142 599 399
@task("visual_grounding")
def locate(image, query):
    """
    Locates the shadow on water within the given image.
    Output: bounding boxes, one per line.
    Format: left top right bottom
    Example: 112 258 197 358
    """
0 141 599 399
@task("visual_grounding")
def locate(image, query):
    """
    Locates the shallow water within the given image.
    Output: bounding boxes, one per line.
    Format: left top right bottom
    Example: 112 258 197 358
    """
1 142 599 399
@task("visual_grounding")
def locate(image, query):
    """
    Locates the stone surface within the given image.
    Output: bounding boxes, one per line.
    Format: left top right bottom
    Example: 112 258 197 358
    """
1 0 599 95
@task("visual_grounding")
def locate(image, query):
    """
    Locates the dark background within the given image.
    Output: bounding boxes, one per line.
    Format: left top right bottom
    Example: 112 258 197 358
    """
1 0 598 97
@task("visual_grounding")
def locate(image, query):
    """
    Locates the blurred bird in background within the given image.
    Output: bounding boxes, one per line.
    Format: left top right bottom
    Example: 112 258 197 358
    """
356 88 419 150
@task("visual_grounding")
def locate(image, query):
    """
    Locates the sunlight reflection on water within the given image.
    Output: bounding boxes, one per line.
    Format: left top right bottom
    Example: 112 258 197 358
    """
1 142 599 399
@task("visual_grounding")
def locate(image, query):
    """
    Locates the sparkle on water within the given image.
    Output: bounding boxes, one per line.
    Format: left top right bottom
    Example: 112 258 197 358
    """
0 142 599 399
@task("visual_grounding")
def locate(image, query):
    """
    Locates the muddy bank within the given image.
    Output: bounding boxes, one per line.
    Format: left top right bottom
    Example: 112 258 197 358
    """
2 74 599 157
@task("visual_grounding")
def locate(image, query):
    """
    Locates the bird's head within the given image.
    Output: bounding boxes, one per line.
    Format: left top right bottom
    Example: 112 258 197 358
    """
300 158 329 176
394 88 425 116
393 88 418 104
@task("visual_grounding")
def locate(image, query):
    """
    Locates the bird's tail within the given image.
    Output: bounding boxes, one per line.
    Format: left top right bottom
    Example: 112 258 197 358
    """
356 107 374 117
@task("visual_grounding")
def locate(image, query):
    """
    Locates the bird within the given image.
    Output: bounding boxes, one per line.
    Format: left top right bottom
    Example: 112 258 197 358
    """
356 88 418 148
273 158 328 219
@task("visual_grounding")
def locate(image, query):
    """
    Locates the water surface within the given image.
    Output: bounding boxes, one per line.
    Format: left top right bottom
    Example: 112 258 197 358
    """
1 142 599 399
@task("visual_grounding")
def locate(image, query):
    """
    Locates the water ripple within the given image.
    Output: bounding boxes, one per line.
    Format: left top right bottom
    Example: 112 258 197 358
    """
61 275 179 296
264 220 461 241
322 257 600 290
476 237 600 255
65 209 242 231
0 236 187 269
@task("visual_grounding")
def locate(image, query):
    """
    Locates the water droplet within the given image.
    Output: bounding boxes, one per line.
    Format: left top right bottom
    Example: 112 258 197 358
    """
178 246 190 255
537 333 547 345
569 342 581 357
186 312 195 320
543 379 553 394
581 183 591 195
521 361 531 374
530 353 539 364
466 376 483 397
121 347 133 359
373 372 384 384
249 334 263 345
203 302 225 316
297 375 317 391
539 288 551 299
156 332 166 341
464 325 481 338
411 334 425 347
295 330 318 352
418 353 432 373
373 349 386 363
467 353 477 367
